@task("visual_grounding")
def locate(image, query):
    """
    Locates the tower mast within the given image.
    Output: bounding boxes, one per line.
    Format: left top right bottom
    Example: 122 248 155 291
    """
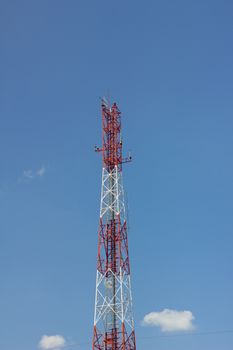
92 100 136 350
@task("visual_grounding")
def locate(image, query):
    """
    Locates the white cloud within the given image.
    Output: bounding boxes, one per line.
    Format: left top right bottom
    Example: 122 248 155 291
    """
39 335 66 350
142 309 195 332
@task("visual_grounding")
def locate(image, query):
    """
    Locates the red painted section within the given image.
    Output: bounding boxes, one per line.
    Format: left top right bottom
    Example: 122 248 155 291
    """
95 101 131 171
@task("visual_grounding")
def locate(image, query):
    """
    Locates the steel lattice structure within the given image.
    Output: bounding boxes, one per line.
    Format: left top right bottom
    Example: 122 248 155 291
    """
92 100 136 350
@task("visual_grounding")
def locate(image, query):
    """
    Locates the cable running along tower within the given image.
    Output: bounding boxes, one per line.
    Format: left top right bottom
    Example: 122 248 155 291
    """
92 100 136 350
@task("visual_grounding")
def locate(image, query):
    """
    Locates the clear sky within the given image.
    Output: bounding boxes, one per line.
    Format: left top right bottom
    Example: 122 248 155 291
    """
1 0 233 349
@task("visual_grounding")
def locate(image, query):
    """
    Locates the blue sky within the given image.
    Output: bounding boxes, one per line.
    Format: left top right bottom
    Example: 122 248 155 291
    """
1 0 233 349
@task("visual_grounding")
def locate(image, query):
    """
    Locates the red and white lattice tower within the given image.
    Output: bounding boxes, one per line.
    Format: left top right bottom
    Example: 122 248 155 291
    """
92 100 136 350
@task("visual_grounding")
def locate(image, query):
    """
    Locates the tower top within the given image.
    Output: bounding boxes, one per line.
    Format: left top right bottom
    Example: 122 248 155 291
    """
95 99 131 172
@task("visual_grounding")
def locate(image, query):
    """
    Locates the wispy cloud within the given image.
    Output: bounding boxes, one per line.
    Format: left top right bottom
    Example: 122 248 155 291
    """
142 309 195 332
23 170 34 179
39 335 66 350
0 165 47 195
36 165 46 177
22 165 46 180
